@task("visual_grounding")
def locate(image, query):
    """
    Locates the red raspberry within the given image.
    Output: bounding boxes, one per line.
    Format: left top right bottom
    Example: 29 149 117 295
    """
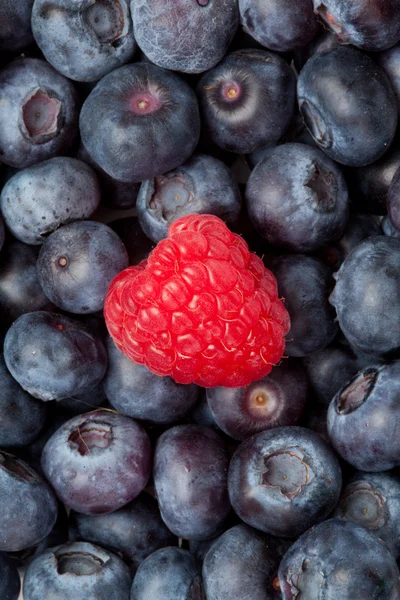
104 214 290 388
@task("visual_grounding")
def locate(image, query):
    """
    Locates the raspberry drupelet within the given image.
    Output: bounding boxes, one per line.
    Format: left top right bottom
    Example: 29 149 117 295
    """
104 214 290 388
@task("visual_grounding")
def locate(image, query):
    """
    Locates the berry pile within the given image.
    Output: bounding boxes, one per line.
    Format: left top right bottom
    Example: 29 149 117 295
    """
2 1 400 599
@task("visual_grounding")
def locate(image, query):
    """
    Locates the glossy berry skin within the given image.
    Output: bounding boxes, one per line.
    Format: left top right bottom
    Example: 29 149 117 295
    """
206 359 308 441
131 0 238 74
0 0 34 53
330 236 400 356
103 336 200 424
105 214 290 388
246 143 349 252
23 541 132 600
298 47 397 167
279 518 400 600
4 311 108 401
154 425 231 540
334 471 400 557
131 547 202 600
228 426 342 538
80 63 200 183
32 0 136 82
0 58 79 168
0 553 20 600
197 49 296 154
270 254 338 357
387 164 400 231
239 0 318 52
42 410 151 515
110 218 154 265
37 221 128 314
0 157 101 245
0 451 58 552
328 362 400 471
313 0 400 51
136 154 242 243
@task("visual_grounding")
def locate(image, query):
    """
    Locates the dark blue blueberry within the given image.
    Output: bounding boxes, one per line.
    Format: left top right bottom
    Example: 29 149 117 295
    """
136 154 242 243
0 451 57 551
69 493 176 571
4 311 108 401
80 63 200 183
154 425 231 540
0 0 34 53
23 541 132 600
41 409 152 514
228 426 342 538
197 49 296 155
330 236 400 356
239 0 318 52
377 42 400 110
0 553 21 600
387 163 400 231
0 157 101 245
103 336 200 424
55 384 108 416
298 47 397 167
32 0 136 82
37 221 128 314
131 0 239 74
381 214 400 238
270 254 338 357
0 58 79 168
206 359 308 441
246 143 349 252
110 217 154 265
278 518 400 599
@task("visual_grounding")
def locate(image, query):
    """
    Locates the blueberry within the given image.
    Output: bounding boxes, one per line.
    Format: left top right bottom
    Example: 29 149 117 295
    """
41 409 152 514
23 541 132 600
0 58 79 168
197 49 296 155
239 0 319 52
103 336 200 424
278 518 400 599
228 426 342 538
377 43 400 110
131 0 239 74
69 493 176 571
329 236 400 356
110 217 154 265
381 214 400 238
136 154 242 243
0 157 101 245
80 63 200 183
0 552 21 600
154 425 231 540
32 0 136 82
206 359 308 441
298 47 397 167
304 402 330 444
4 311 108 401
55 384 108 416
0 451 57 551
270 254 338 357
0 0 34 53
387 163 400 231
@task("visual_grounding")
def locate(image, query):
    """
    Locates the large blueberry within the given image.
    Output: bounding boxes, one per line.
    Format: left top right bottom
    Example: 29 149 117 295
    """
0 553 21 600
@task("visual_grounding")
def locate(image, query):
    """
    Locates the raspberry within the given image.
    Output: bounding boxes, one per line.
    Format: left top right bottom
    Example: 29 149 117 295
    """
104 214 290 388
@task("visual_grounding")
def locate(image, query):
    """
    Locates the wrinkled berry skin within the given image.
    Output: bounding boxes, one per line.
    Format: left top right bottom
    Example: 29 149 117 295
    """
270 254 338 357
279 518 400 600
42 410 152 515
0 452 58 552
206 359 308 441
0 553 20 600
239 0 318 52
131 547 202 600
0 0 34 53
23 541 132 600
387 164 400 231
32 0 136 82
313 0 400 51
298 47 397 167
197 49 296 154
0 58 79 168
80 63 200 183
330 236 400 356
246 143 349 252
328 362 400 471
334 471 400 557
131 0 238 74
110 217 154 265
154 425 231 540
103 336 200 424
4 311 108 401
137 154 242 244
228 426 342 538
0 157 100 245
378 43 400 110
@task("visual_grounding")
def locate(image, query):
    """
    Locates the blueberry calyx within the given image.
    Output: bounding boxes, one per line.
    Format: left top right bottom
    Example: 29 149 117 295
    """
68 420 113 456
83 0 129 46
339 482 386 529
261 448 315 499
336 369 378 415
305 161 337 213
55 549 107 575
299 99 332 149
21 88 62 144
0 451 40 484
